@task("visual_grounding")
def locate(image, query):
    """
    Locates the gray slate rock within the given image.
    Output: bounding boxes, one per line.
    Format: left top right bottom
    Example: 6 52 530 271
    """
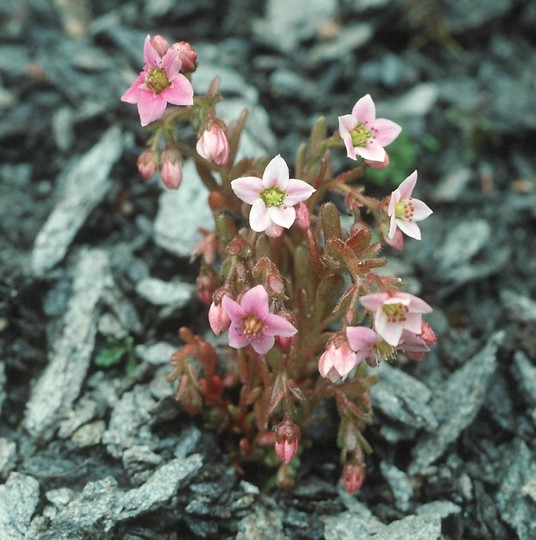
409 331 503 474
23 248 111 440
36 454 203 540
370 362 438 432
0 472 40 540
135 277 195 307
323 510 442 540
31 126 125 275
236 503 286 540
496 440 536 540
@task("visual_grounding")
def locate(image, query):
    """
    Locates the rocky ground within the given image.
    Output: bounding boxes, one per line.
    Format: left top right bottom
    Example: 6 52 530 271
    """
1 0 536 538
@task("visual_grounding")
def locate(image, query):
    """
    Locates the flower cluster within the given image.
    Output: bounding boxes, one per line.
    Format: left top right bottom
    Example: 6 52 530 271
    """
122 34 435 494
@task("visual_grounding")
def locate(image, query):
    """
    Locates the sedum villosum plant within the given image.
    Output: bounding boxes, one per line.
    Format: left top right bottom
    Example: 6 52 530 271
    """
121 35 435 493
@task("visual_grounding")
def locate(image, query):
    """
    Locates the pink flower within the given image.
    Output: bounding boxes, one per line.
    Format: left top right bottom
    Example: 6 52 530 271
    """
360 292 432 347
338 94 401 163
274 420 300 464
196 122 229 166
318 336 361 382
346 326 391 366
221 285 297 355
388 171 433 240
160 146 183 189
231 155 315 233
121 35 194 127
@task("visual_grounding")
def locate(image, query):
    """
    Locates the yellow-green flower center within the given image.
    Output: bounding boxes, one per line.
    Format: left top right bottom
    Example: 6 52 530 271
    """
394 198 415 220
260 186 286 207
382 302 408 323
372 341 396 362
242 313 265 337
349 123 372 148
146 67 171 94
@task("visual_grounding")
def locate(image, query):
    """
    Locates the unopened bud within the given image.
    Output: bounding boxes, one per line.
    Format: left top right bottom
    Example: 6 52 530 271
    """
342 459 366 494
294 202 311 230
364 152 390 170
275 310 297 350
208 300 231 336
150 34 170 57
160 146 183 189
196 122 230 166
171 41 198 72
137 149 158 180
274 420 300 464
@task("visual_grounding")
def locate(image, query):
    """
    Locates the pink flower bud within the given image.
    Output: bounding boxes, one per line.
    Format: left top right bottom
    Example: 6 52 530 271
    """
137 149 158 180
196 274 217 305
196 122 230 166
294 202 311 230
208 301 231 336
342 459 366 494
420 321 436 346
274 420 300 464
160 146 183 189
364 151 390 170
171 41 198 72
150 34 170 57
275 310 297 351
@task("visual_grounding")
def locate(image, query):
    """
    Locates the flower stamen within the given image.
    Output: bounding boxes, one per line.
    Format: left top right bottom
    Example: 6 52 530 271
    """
260 186 286 207
146 67 171 94
242 313 265 337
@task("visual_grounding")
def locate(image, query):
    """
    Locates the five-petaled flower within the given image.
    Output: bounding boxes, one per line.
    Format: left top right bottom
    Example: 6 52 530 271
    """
360 291 432 347
121 35 194 126
231 155 315 235
221 285 297 355
388 170 433 240
338 94 401 163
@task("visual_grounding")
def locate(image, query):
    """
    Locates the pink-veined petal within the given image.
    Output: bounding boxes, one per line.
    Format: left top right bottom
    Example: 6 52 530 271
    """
372 118 402 146
269 205 296 229
249 199 272 232
121 73 146 103
411 198 433 221
137 94 168 126
240 285 269 317
398 171 418 199
284 179 315 205
264 313 297 337
352 94 375 123
334 350 358 378
262 154 289 190
222 295 246 321
396 219 422 240
162 48 182 78
163 75 193 106
318 350 335 378
250 333 275 355
231 176 263 204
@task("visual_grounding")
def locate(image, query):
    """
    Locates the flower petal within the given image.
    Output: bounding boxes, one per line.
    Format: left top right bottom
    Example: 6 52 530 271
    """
352 94 375 123
411 198 433 221
262 154 289 190
228 324 249 349
388 214 398 239
250 333 275 355
396 219 422 240
249 199 272 232
284 179 316 205
346 326 380 352
137 93 168 126
404 312 425 334
338 114 357 136
360 293 388 311
163 74 194 106
121 73 145 103
231 176 263 204
372 118 402 146
269 205 296 229
387 188 401 217
356 140 386 162
222 295 246 322
143 35 162 68
240 285 269 317
375 319 404 346
398 171 417 199
162 47 182 78
264 313 297 337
